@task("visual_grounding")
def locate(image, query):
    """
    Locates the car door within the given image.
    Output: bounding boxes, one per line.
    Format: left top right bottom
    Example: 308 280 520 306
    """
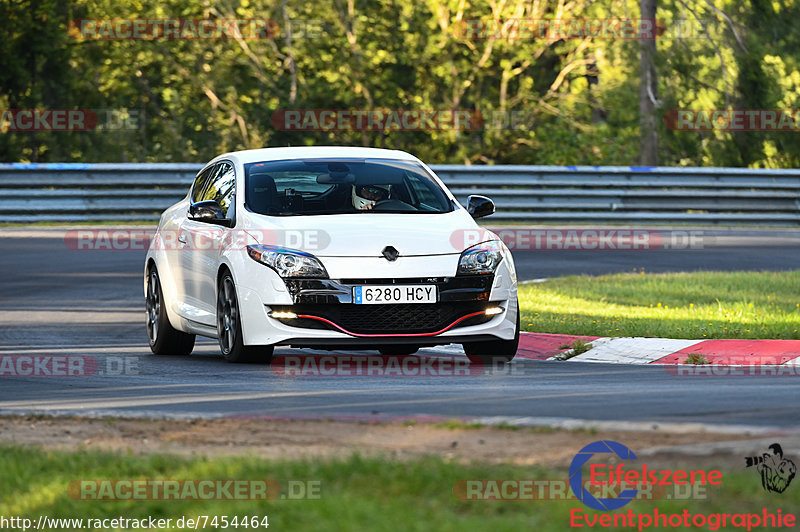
173 163 216 319
179 162 236 323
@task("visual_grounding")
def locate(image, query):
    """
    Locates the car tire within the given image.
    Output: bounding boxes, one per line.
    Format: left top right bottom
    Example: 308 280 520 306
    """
146 266 195 356
217 271 274 364
462 302 519 365
378 345 420 356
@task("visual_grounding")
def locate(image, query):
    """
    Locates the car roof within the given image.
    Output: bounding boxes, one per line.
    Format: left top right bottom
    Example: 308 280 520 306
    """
211 146 420 166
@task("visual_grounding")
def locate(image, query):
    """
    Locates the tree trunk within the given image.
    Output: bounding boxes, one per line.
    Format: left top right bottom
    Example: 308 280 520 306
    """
639 0 658 166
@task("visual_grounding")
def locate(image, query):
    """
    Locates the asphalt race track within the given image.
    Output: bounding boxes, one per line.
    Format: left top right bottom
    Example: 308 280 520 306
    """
1 228 799 431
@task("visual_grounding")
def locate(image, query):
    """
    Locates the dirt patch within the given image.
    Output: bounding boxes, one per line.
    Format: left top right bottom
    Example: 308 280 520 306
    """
0 415 766 467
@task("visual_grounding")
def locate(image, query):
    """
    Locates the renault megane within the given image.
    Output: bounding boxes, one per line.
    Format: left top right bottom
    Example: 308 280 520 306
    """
144 147 518 364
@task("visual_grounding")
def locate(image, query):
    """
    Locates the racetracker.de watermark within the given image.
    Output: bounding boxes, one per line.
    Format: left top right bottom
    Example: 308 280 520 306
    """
451 229 705 251
0 355 137 377
454 478 709 502
68 479 321 500
271 355 514 377
0 109 141 132
64 228 706 252
452 18 726 41
453 18 659 40
665 109 800 131
271 109 484 131
667 359 800 377
64 229 331 252
68 18 280 40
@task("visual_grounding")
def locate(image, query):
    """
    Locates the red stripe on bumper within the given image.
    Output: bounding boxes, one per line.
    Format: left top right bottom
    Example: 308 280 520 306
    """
296 311 489 338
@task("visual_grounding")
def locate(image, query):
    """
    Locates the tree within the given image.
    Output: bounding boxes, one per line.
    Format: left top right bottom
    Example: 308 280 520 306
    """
639 0 658 165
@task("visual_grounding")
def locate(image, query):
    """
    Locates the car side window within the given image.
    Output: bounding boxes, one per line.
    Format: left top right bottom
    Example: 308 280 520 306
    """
191 165 217 203
199 162 236 218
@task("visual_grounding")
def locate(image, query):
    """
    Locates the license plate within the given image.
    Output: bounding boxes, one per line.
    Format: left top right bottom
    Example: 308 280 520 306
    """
353 285 437 304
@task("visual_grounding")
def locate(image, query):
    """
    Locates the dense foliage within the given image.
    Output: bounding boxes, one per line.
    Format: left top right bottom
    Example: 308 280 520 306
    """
1 0 798 166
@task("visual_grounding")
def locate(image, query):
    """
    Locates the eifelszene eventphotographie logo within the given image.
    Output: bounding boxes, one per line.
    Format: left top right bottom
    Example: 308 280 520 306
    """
569 440 722 511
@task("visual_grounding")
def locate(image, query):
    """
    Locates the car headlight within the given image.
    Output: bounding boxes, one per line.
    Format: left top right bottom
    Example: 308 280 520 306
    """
246 245 328 278
457 240 504 275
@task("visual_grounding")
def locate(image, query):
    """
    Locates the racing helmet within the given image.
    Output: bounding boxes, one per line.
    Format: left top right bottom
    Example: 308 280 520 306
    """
352 184 389 209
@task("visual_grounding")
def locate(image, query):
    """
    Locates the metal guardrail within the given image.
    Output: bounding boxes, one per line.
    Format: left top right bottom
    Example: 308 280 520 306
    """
1 163 799 225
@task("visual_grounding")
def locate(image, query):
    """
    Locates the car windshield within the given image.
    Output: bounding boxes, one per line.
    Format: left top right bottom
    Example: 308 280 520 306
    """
243 158 454 216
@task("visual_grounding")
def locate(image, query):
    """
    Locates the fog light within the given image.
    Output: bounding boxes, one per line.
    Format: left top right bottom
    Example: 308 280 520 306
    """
485 306 503 316
270 310 298 319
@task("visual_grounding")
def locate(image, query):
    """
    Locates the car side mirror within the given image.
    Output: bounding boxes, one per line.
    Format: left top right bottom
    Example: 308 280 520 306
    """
189 200 232 227
467 195 495 219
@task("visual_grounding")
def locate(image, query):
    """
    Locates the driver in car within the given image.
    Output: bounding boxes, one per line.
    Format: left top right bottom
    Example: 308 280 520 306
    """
352 184 390 210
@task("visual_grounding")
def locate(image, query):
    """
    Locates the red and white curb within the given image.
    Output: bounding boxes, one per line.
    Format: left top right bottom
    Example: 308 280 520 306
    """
431 333 800 365
515 333 800 365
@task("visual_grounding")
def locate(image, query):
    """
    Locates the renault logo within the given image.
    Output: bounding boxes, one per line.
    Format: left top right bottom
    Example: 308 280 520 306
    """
382 246 399 262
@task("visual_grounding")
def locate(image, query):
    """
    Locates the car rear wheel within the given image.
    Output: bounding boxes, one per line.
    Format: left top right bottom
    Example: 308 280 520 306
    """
146 266 195 356
462 302 519 365
217 271 274 364
378 345 419 356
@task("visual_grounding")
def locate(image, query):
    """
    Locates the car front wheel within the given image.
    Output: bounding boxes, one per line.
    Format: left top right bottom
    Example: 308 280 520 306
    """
217 271 274 363
146 266 195 356
462 303 519 365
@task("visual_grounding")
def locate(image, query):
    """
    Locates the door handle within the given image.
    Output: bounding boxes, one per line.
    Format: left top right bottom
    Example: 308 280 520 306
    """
178 235 187 244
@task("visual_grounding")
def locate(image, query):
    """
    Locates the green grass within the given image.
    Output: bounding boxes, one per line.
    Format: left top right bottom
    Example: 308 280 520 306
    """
0 446 786 531
684 354 710 365
519 270 800 339
555 340 594 360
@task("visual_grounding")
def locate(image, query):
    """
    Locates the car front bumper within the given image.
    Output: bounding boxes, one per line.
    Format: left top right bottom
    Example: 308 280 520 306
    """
235 257 518 347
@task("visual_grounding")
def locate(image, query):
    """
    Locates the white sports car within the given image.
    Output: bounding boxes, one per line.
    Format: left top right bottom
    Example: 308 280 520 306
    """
144 147 518 363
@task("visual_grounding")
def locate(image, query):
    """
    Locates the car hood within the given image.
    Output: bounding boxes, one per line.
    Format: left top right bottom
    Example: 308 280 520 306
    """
242 210 495 257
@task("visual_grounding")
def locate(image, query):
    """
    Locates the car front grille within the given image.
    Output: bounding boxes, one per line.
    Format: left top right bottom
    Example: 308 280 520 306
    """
271 302 493 335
